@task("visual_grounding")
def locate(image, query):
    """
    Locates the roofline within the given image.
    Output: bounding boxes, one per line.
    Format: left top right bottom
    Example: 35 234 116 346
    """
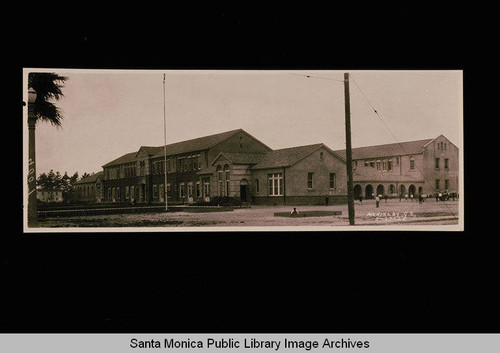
251 143 345 170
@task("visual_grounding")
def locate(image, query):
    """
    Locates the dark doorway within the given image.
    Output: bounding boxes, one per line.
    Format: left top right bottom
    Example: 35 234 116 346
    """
365 184 374 199
240 185 248 202
354 184 362 199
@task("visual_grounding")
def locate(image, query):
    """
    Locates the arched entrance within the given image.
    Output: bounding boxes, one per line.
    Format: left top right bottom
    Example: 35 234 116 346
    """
409 184 416 197
389 184 396 195
400 184 406 196
354 184 362 199
418 186 423 196
365 184 374 199
376 184 385 196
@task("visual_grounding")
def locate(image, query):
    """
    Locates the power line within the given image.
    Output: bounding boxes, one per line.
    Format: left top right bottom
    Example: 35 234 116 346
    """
349 73 458 219
288 73 345 83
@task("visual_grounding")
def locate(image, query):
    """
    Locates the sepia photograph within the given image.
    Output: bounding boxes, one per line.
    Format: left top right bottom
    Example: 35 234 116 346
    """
23 69 463 232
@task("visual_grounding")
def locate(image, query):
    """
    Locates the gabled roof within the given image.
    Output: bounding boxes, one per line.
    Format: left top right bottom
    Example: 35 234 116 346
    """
252 143 340 170
151 128 256 158
74 171 103 184
102 152 137 168
138 146 164 157
211 152 267 166
102 129 254 167
334 138 434 160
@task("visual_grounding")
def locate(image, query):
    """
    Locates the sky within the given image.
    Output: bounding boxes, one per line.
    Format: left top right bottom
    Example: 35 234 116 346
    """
23 70 463 177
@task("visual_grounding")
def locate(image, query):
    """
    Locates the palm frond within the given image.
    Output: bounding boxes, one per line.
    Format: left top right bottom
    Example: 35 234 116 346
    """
28 72 68 125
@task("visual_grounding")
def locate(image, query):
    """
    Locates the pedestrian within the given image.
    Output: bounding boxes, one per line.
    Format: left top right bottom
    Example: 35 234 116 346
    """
399 193 402 202
375 195 380 208
290 207 300 215
384 194 388 203
405 193 408 201
435 193 439 202
439 192 443 201
410 193 414 202
418 194 423 204
359 195 363 204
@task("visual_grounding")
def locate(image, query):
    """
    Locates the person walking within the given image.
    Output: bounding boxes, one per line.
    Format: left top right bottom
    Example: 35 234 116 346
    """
375 195 380 208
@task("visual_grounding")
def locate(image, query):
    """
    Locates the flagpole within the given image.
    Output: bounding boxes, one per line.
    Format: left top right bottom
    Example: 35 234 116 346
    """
163 73 168 211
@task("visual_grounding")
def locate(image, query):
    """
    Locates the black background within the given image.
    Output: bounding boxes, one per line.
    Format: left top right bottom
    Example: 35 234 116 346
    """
5 4 494 333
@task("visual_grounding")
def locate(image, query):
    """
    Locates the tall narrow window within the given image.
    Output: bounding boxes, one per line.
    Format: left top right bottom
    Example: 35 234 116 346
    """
409 157 415 170
445 179 449 190
444 158 449 170
224 165 230 196
159 184 164 202
435 158 440 169
153 184 158 200
217 165 222 196
329 173 336 189
376 160 381 171
307 172 314 189
435 179 440 191
388 159 393 171
255 179 260 193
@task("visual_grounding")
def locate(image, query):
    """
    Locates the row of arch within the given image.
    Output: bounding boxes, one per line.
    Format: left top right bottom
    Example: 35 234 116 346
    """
354 184 422 199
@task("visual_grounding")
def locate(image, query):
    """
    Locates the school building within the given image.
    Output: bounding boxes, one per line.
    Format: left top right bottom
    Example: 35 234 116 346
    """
79 129 458 205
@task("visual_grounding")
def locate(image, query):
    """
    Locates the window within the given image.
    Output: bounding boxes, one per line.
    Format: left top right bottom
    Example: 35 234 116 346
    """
329 173 336 189
180 183 185 199
444 158 449 170
445 179 449 190
435 158 440 169
320 152 324 160
388 159 393 171
370 161 375 168
435 179 440 191
396 157 400 165
382 160 387 171
268 173 283 196
130 186 135 201
217 165 223 196
187 182 193 198
307 172 314 189
224 165 230 196
153 184 158 200
203 180 210 198
196 182 201 198
125 186 130 200
364 160 369 167
159 184 164 202
409 157 415 170
166 183 170 199
255 179 260 193
376 160 381 171
353 160 358 169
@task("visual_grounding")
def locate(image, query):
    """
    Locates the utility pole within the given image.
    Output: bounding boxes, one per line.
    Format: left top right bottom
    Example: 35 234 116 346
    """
163 74 168 211
344 73 355 225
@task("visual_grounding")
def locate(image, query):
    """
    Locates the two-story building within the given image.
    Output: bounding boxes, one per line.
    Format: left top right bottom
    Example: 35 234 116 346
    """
95 129 458 205
334 134 459 199
101 129 272 204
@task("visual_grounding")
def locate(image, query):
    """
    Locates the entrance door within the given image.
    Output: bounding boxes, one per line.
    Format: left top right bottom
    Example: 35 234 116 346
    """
240 185 247 202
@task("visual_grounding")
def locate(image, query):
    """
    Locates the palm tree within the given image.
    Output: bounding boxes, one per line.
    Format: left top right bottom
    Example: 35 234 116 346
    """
27 72 68 227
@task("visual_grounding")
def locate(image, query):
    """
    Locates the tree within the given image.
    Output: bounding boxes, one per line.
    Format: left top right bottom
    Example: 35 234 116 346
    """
27 73 68 226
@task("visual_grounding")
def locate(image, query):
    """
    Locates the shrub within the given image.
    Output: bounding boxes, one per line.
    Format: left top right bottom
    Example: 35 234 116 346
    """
193 196 242 207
